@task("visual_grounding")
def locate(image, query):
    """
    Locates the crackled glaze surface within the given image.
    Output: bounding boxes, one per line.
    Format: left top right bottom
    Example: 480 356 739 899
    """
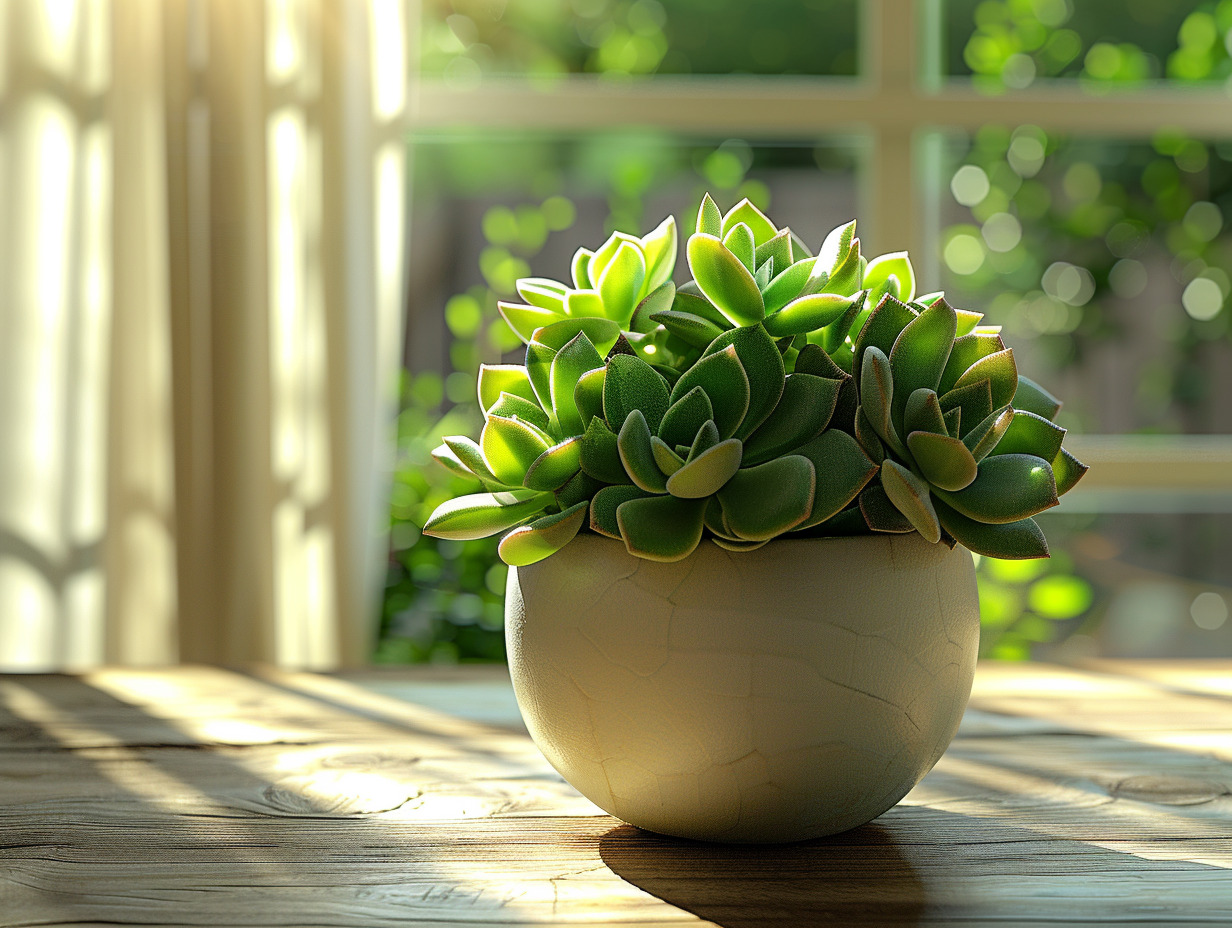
506 533 980 843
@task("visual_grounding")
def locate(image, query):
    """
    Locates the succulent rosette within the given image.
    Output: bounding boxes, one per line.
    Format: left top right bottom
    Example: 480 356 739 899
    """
423 192 1088 566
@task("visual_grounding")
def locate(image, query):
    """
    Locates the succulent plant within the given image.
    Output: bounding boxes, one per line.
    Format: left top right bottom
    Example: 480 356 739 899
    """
423 191 1088 566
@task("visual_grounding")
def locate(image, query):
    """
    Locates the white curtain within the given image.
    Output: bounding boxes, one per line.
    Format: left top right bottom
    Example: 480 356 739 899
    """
0 0 410 669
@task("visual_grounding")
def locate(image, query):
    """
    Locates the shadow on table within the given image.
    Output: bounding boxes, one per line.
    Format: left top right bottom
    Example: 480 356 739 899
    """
599 821 925 927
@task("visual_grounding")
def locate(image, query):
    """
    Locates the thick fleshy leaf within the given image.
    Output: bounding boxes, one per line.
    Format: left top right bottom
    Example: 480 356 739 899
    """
907 431 978 492
791 429 879 529
498 502 589 566
564 289 604 319
953 348 1018 410
762 256 816 314
794 342 849 380
854 406 885 464
590 484 654 538
755 228 793 274
889 298 957 437
852 295 916 389
670 345 750 440
616 494 707 562
858 484 914 533
498 302 562 343
688 419 721 461
722 221 756 272
687 232 765 327
712 537 770 552
670 288 731 328
820 289 867 354
763 293 853 337
555 469 604 509
818 235 861 296
598 240 646 325
488 391 552 434
904 388 947 437
533 318 621 357
943 406 962 437
550 332 605 436
717 455 815 541
863 251 916 304
440 436 511 488
939 378 993 439
789 230 813 261
1052 447 1088 496
963 406 1014 462
478 364 537 411
696 192 722 237
604 353 671 434
754 256 773 289
431 442 482 483
703 325 786 439
703 497 741 541
816 219 856 280
640 216 678 292
524 341 556 414
954 308 983 337
991 408 1065 462
481 415 554 485
722 198 778 245
574 367 606 429
617 409 668 493
934 498 1048 559
523 437 583 491
579 418 630 485
649 309 725 349
939 332 1005 394
516 277 568 313
934 453 1059 524
630 280 676 330
423 489 553 541
859 346 906 457
571 248 593 289
880 459 941 544
650 436 686 475
589 231 640 285
658 386 715 448
665 438 742 498
742 373 841 466
1013 374 1063 421
805 504 867 537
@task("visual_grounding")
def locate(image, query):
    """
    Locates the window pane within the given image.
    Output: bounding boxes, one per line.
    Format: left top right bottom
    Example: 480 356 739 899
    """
935 131 1232 435
419 0 859 80
941 0 1231 87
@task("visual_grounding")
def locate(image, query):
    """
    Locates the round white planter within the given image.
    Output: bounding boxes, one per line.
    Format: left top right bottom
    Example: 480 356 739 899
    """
505 532 980 843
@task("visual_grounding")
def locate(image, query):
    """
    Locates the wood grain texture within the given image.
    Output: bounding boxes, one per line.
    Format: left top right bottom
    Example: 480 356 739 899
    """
0 661 1229 926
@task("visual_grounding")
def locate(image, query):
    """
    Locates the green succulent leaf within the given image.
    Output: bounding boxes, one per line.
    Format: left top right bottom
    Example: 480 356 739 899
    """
904 388 947 437
791 429 879 530
523 437 583 491
939 378 993 439
549 332 605 436
717 455 816 541
889 298 957 437
616 493 708 562
1013 374 1063 421
515 278 568 313
589 231 640 285
703 496 741 540
498 501 589 567
487 391 552 434
574 367 606 430
755 228 794 274
963 406 1014 462
603 353 671 434
712 537 770 552
564 289 604 319
991 408 1066 462
498 301 563 344
649 309 726 349
688 419 722 461
524 340 556 414
423 489 554 541
591 484 654 538
954 308 984 337
571 248 593 289
794 343 849 380
431 442 482 483
617 408 669 493
742 373 841 466
854 406 885 464
631 280 676 325
670 288 732 329
665 438 742 499
859 346 906 457
816 219 856 280
933 453 1059 524
532 317 622 357
703 325 785 439
722 197 779 245
477 364 538 411
1051 447 1089 496
641 216 678 292
598 240 647 326
555 469 604 509
939 332 1005 394
754 257 773 289
906 431 978 492
481 414 554 485
763 293 853 337
952 348 1018 410
763 256 816 314
943 406 962 437
670 344 751 440
853 295 916 389
722 221 757 272
579 417 630 485
687 232 766 327
650 436 686 475
440 436 513 488
789 230 813 261
658 385 715 448
697 192 722 237
858 484 915 533
818 235 861 296
934 498 1048 559
819 289 868 354
863 251 916 304
880 459 941 543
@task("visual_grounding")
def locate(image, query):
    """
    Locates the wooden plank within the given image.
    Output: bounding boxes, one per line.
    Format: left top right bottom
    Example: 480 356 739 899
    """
0 663 1228 926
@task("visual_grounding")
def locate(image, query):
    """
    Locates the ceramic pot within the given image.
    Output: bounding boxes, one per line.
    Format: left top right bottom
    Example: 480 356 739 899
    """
505 531 980 843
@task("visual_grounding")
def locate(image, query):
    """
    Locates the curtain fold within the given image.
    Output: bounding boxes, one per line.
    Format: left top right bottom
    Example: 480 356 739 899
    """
0 0 410 670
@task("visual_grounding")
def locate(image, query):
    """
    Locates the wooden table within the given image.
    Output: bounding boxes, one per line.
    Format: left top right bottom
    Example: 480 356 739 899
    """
1 661 1229 927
